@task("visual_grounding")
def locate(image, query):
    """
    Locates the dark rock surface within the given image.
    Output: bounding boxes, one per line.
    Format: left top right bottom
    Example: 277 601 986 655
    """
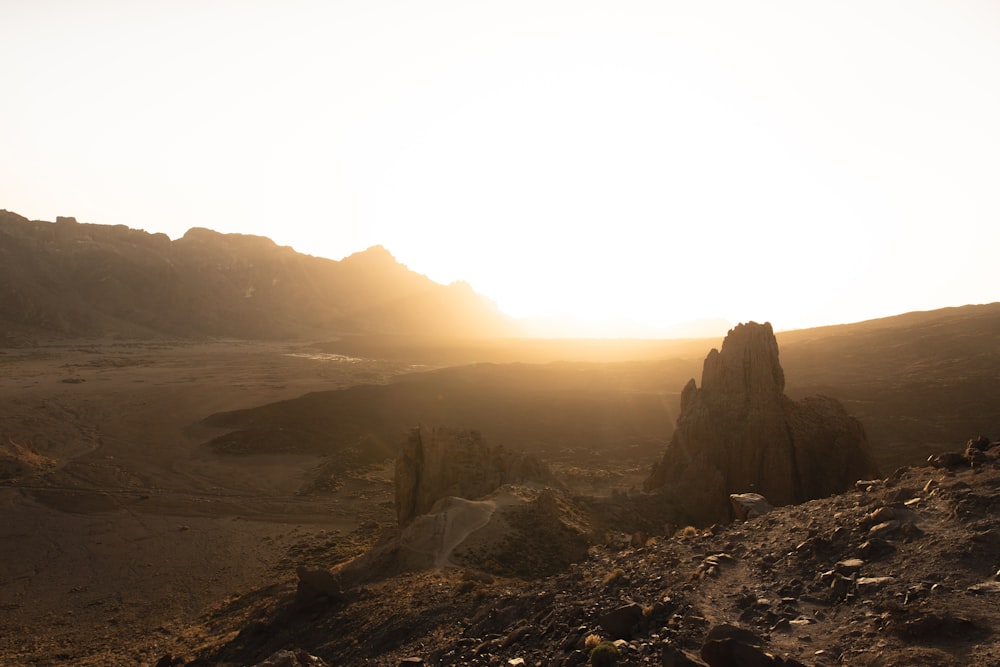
644 322 878 525
189 437 1000 666
394 425 559 526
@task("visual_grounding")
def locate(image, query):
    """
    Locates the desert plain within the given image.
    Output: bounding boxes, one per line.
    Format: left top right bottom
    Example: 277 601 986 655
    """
0 340 410 664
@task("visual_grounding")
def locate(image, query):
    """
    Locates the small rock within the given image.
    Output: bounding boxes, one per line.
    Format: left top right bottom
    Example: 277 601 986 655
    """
835 558 864 575
968 435 991 451
661 645 708 666
927 452 965 468
599 602 643 639
704 623 764 646
968 581 1000 594
252 650 329 667
296 566 343 604
856 576 894 593
857 538 896 561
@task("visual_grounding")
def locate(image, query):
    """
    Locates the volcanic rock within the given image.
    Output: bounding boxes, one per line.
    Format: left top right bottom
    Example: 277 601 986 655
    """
729 493 774 522
394 426 558 525
295 566 343 605
598 602 643 639
644 322 878 525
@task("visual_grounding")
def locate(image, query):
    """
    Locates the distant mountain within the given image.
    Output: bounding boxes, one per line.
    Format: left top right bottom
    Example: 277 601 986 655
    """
0 210 517 341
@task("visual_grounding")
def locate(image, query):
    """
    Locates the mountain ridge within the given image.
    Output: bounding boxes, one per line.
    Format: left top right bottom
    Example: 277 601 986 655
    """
0 209 516 341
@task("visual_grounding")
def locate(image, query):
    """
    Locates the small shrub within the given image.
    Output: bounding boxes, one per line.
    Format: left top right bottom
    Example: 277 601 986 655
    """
584 633 603 650
589 640 620 666
602 568 626 586
679 525 698 537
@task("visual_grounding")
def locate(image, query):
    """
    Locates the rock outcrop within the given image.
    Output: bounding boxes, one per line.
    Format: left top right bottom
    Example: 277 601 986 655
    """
644 321 878 525
394 426 558 526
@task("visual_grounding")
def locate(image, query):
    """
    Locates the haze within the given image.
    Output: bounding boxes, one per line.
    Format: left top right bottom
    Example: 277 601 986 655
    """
3 1 999 334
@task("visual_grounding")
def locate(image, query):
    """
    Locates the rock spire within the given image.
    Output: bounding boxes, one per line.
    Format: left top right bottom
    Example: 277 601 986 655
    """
644 321 878 525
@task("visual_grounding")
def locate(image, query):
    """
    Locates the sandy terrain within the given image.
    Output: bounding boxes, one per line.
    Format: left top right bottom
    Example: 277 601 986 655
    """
0 340 405 665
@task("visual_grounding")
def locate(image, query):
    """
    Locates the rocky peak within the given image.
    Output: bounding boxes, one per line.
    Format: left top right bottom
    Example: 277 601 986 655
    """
700 321 784 403
644 321 878 525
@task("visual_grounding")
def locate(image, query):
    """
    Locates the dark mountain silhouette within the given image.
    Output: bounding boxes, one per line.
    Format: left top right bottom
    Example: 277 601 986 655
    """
0 210 515 341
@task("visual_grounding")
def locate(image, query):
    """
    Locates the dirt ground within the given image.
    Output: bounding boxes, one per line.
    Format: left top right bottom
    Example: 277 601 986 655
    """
0 339 408 665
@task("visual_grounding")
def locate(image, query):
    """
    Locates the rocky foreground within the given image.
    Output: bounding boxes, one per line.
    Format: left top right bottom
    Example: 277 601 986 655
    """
161 436 1000 666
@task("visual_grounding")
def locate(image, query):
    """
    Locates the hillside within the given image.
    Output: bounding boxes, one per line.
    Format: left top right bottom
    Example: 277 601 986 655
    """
777 303 1000 470
186 441 1000 666
0 210 515 341
203 303 1000 477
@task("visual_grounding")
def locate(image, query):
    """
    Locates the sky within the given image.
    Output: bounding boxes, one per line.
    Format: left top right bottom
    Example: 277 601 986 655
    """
3 1 999 335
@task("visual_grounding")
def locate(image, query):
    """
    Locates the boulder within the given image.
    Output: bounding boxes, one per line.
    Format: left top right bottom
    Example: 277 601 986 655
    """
644 322 878 525
295 566 343 604
729 493 773 521
395 426 558 525
599 602 644 639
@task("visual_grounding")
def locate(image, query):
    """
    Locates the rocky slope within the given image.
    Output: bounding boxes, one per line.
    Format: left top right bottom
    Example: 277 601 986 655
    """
161 435 1000 666
0 209 514 341
644 322 878 525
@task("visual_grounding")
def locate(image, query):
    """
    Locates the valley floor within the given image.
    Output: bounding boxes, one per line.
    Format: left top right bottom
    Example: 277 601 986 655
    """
0 340 405 665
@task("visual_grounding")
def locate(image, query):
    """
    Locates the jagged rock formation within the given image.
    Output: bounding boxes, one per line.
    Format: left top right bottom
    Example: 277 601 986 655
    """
644 321 878 525
394 425 558 526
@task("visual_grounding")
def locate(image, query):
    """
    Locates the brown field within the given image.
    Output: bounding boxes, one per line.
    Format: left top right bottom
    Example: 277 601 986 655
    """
0 340 408 664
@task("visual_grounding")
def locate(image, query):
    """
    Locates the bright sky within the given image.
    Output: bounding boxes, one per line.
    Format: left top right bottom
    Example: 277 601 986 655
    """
3 1 999 334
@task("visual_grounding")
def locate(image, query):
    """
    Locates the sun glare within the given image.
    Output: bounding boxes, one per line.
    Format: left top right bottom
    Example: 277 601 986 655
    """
2 1 999 333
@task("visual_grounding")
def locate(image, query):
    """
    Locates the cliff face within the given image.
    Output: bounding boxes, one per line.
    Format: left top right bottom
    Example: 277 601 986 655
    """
644 322 878 525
